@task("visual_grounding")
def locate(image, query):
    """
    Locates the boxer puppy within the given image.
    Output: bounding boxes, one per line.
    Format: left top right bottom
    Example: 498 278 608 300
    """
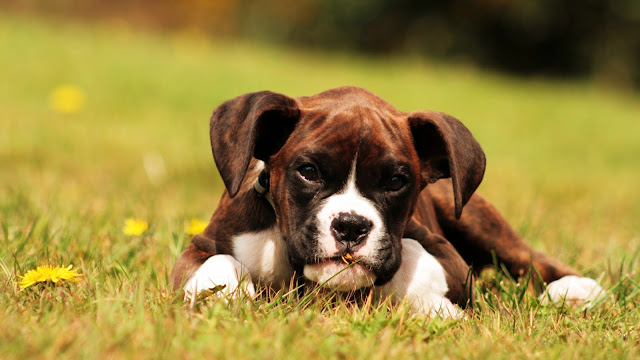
170 87 605 317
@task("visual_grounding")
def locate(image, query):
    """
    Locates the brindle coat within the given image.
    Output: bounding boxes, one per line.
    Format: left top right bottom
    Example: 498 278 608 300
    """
170 87 580 306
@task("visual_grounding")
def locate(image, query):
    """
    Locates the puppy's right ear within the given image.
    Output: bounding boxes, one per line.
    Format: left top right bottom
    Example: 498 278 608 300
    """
210 91 300 197
408 111 486 219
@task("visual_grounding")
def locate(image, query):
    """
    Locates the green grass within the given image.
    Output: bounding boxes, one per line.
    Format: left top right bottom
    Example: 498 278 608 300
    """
1 14 640 359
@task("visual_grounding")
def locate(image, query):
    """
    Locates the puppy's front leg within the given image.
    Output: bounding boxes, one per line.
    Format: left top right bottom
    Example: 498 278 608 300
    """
183 254 256 302
171 237 256 303
403 218 473 306
380 238 464 319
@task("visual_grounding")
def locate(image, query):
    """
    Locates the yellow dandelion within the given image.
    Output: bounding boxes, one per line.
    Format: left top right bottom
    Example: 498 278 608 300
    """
123 218 148 236
17 264 83 290
186 218 208 235
50 84 86 114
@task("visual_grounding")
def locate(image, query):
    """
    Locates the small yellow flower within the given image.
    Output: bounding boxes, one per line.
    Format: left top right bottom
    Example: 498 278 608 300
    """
50 84 86 114
17 264 83 290
123 218 148 236
186 218 208 235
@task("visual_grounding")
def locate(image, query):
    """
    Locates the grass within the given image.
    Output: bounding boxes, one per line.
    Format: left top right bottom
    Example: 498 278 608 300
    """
1 14 639 359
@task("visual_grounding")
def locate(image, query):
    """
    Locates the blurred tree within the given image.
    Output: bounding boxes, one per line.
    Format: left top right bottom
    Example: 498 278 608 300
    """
239 0 640 88
4 0 639 88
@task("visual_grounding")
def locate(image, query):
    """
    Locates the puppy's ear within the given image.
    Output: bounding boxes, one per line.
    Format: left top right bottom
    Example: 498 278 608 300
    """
210 91 300 197
408 111 486 219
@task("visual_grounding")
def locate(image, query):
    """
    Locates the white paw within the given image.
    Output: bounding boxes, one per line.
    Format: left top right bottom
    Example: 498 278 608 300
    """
414 294 465 319
183 255 256 303
381 238 463 319
541 275 606 307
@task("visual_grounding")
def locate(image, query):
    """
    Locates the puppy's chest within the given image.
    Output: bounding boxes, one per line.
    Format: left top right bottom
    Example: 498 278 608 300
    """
232 226 294 289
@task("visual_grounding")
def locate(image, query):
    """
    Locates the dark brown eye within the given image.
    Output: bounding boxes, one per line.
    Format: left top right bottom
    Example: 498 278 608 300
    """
298 164 320 182
387 175 406 191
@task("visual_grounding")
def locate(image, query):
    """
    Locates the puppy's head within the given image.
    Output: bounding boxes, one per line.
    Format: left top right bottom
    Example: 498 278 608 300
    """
210 87 485 290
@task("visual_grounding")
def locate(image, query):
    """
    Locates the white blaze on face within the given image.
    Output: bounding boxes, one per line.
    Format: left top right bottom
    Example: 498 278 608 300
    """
303 160 385 290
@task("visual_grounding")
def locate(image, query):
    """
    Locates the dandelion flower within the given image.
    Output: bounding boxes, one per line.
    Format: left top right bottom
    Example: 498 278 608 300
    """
186 218 208 235
123 218 148 236
50 85 86 114
17 264 83 290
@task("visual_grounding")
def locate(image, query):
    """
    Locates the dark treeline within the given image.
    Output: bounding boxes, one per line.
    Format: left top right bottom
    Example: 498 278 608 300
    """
7 0 639 88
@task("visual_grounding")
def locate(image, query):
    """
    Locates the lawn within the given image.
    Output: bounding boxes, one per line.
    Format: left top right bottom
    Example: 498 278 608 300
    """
1 15 639 359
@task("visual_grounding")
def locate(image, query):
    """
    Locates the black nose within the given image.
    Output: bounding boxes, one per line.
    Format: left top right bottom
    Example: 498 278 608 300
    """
330 212 373 246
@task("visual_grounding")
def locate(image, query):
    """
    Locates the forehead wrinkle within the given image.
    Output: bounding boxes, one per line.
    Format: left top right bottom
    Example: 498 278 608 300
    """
377 115 407 144
305 108 362 156
285 101 413 170
362 110 408 153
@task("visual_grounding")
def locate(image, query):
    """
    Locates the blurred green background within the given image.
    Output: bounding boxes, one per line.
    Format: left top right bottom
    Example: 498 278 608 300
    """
1 0 639 272
1 6 638 266
4 0 640 89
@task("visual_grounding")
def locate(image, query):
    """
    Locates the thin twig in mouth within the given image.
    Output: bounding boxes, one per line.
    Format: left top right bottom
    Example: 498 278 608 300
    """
341 253 355 264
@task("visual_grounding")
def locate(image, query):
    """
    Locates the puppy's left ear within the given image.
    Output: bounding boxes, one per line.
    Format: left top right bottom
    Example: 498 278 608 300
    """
408 111 486 219
210 91 300 197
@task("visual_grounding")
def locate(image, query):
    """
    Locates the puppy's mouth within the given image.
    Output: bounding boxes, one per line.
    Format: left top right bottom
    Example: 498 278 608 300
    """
323 252 355 264
303 252 377 291
340 252 356 264
321 252 361 266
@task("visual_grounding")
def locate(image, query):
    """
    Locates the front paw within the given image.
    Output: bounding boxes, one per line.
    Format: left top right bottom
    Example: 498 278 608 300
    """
381 238 464 319
411 295 465 319
540 275 607 307
183 255 256 303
